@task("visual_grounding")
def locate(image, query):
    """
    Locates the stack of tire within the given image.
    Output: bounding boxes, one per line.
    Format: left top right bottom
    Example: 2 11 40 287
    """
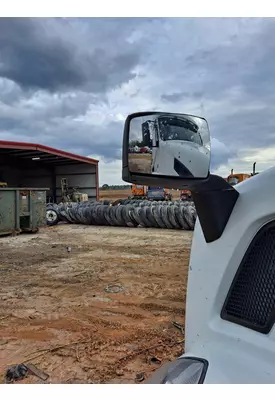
46 200 196 230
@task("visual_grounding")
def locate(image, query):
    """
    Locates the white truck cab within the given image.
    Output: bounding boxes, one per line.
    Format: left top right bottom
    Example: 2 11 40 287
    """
183 169 275 383
122 110 275 384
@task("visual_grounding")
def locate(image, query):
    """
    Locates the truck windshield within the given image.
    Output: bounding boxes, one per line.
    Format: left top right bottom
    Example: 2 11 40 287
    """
158 116 203 146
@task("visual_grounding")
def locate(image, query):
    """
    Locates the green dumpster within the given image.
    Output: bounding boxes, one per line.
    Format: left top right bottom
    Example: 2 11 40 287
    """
0 188 49 236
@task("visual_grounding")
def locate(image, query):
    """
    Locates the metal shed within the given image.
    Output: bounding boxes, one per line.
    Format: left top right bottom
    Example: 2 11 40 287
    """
0 140 99 202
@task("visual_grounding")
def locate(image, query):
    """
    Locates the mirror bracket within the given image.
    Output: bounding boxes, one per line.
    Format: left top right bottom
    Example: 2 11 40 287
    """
123 163 239 243
191 175 239 243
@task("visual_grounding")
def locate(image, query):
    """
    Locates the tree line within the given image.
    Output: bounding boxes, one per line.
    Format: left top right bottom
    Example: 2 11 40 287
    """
100 184 131 190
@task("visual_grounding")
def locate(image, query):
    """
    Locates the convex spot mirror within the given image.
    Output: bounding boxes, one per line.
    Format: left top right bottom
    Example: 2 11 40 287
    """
124 112 210 181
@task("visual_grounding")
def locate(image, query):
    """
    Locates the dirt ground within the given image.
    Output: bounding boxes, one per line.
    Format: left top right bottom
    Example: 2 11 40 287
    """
128 153 153 174
99 189 181 201
99 188 132 201
0 225 192 384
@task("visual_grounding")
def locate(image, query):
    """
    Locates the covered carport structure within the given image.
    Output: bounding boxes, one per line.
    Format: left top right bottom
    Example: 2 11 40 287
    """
0 140 99 202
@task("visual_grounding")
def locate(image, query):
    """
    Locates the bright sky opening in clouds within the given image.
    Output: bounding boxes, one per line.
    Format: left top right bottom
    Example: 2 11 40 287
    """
0 17 274 184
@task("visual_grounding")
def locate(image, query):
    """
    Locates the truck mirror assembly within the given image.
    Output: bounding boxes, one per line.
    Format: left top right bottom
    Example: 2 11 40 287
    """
124 111 211 183
122 111 239 243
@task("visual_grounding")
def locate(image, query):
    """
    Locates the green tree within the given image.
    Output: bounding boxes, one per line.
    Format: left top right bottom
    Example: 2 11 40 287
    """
101 184 109 190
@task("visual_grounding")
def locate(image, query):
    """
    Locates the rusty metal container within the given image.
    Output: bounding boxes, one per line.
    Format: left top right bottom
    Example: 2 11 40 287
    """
0 188 48 236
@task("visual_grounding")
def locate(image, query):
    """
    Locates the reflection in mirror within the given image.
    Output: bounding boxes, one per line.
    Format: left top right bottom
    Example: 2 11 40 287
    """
128 113 210 179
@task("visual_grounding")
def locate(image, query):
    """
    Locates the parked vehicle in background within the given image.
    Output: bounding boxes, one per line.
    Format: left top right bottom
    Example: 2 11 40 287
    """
130 184 172 201
180 189 192 201
147 186 172 201
130 184 148 199
226 171 251 186
225 162 259 186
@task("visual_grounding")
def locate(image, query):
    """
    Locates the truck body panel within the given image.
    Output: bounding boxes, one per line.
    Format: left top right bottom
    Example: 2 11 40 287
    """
185 168 275 382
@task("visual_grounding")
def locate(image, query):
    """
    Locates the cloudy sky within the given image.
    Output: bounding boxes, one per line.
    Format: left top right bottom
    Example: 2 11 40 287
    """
0 17 274 184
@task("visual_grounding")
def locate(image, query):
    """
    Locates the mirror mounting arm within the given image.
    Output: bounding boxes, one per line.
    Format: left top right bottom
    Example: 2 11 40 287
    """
123 168 239 243
190 175 239 243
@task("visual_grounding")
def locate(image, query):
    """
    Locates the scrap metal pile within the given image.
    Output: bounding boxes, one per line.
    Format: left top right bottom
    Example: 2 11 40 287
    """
46 200 197 230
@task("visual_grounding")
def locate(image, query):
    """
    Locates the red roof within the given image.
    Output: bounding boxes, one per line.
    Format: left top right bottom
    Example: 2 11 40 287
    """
0 140 98 165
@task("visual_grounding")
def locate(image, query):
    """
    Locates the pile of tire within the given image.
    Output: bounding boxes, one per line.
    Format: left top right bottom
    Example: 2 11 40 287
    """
46 200 196 230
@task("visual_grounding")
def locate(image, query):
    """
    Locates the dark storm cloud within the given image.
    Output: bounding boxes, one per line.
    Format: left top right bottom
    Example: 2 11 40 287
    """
0 18 142 93
148 18 275 171
0 19 86 91
209 106 275 152
147 19 273 113
1 17 275 179
46 120 124 161
0 97 124 161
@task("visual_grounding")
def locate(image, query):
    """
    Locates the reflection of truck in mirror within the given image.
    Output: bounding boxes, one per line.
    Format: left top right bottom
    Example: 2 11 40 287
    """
141 114 209 178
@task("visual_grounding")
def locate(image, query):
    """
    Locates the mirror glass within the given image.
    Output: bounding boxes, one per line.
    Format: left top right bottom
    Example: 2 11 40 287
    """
128 113 210 178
